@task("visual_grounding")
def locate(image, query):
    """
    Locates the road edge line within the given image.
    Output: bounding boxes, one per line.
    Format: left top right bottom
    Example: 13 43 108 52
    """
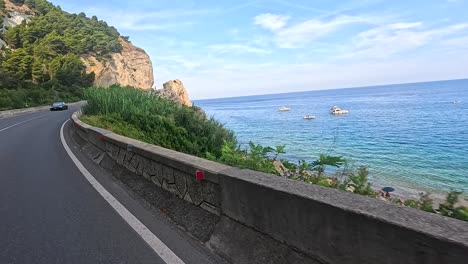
60 119 185 264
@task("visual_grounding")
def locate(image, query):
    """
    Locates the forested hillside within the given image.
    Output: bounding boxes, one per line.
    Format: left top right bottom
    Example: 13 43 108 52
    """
0 0 124 110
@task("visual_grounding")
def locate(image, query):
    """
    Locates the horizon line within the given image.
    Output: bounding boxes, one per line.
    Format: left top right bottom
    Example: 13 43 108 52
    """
192 77 468 102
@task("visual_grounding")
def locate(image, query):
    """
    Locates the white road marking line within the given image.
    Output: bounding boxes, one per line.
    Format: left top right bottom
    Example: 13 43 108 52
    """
0 114 52 132
60 120 185 264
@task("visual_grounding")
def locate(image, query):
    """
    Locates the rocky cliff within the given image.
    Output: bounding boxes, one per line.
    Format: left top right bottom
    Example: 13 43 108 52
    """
157 80 193 107
82 39 154 90
2 0 33 25
1 0 154 90
0 0 33 47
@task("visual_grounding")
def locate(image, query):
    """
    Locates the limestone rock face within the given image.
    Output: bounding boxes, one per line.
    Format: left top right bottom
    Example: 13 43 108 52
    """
2 10 31 28
4 0 33 15
157 80 193 107
1 0 33 48
82 38 154 90
2 0 32 28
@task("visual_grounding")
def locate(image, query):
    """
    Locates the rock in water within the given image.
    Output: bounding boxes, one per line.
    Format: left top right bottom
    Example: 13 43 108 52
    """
157 80 193 107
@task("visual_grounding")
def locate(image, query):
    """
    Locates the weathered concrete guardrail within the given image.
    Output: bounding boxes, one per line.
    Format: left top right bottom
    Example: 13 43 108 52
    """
70 110 468 264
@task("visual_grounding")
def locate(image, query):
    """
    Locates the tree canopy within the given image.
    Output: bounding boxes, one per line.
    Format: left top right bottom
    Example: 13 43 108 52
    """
0 0 124 109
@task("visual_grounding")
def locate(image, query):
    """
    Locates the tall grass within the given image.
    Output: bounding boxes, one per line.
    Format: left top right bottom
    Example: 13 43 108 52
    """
83 85 236 158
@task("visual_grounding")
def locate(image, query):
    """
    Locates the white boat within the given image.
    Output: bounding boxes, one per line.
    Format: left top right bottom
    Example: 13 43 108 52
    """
304 115 316 120
453 100 460 104
330 106 349 115
279 106 291 112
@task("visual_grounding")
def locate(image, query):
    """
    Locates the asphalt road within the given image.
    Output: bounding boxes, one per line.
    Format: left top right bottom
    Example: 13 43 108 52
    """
0 107 220 264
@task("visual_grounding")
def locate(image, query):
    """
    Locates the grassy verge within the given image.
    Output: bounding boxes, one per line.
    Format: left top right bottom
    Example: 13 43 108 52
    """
83 85 235 158
82 85 468 222
0 88 83 111
80 114 150 141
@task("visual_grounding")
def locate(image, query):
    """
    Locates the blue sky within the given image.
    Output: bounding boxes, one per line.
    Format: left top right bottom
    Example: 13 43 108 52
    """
50 0 468 99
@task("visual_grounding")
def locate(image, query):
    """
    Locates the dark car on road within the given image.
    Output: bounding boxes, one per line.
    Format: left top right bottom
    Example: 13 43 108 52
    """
50 102 68 111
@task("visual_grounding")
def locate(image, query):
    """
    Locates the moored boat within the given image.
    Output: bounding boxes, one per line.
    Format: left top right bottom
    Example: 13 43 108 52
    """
330 106 349 115
279 106 291 112
304 115 316 120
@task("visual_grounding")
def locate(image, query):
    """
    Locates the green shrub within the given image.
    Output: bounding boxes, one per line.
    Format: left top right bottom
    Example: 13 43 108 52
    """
341 166 375 196
438 191 468 220
453 207 468 221
216 141 279 174
80 114 151 142
0 87 81 110
401 193 434 212
418 192 435 213
404 199 419 209
82 86 236 158
311 154 346 184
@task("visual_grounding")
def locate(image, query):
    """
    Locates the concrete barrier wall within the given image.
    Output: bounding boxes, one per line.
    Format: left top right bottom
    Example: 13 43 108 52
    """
71 110 468 264
72 110 226 215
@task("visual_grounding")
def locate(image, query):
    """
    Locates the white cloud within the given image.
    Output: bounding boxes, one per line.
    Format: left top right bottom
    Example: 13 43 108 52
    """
156 55 202 70
85 8 215 31
254 14 370 48
254 13 290 31
208 44 270 54
277 15 367 48
341 22 468 58
441 35 468 48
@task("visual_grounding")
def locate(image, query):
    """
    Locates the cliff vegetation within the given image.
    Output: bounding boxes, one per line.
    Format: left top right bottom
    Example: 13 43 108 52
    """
82 86 235 158
0 0 151 110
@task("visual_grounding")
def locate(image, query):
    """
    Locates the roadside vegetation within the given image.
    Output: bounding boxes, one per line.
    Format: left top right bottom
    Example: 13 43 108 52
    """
82 85 468 222
82 86 236 158
0 86 82 110
0 0 123 110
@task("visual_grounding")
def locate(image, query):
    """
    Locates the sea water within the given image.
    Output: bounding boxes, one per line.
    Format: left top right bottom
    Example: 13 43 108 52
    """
195 79 468 194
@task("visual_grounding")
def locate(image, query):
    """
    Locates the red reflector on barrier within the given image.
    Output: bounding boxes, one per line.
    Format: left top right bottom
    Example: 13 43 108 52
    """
196 170 204 181
99 135 105 141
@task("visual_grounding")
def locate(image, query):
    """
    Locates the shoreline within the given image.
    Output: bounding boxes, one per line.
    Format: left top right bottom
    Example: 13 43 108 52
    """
323 170 468 207
371 179 468 207
301 165 468 207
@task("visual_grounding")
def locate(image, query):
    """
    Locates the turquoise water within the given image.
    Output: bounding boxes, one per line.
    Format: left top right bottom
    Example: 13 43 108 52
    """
195 79 468 194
